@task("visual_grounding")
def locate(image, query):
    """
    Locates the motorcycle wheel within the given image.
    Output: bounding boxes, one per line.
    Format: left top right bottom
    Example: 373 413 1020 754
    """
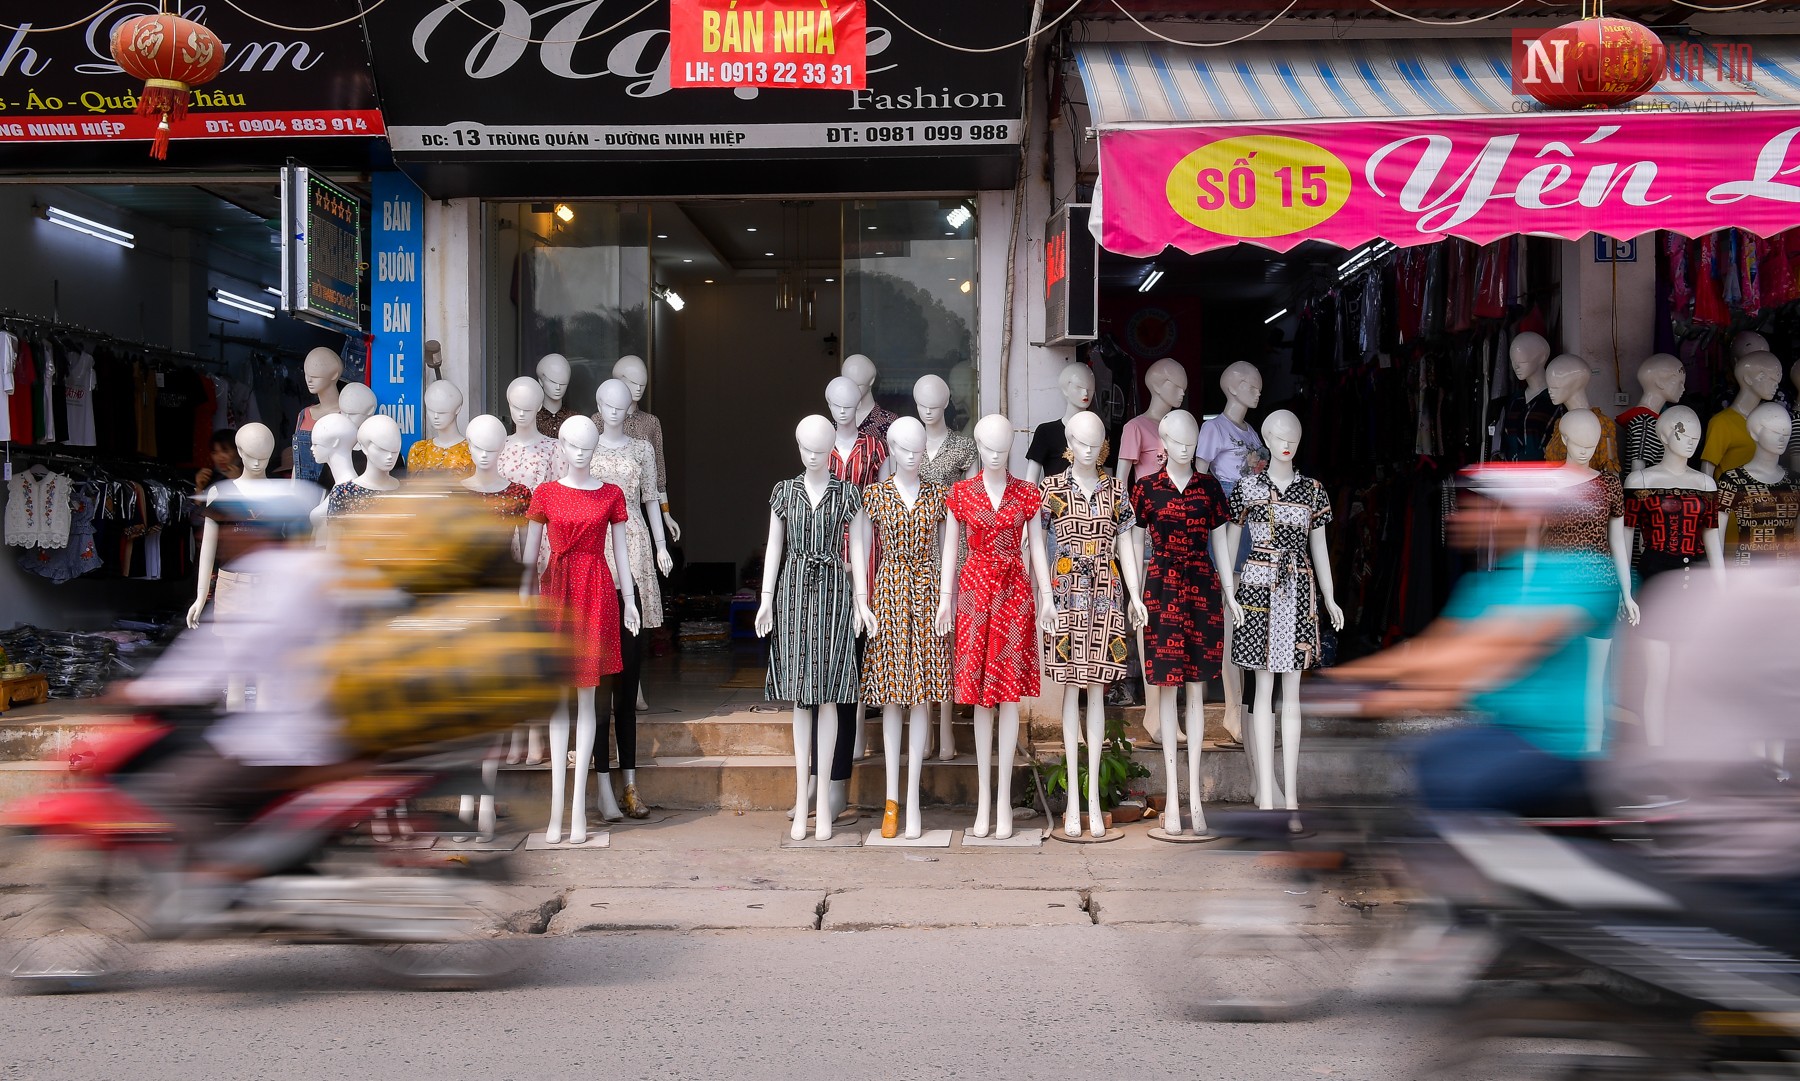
2 844 147 994
364 883 521 991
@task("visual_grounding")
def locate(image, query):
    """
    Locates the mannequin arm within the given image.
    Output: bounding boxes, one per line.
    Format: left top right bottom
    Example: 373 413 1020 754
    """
1704 526 1726 582
1219 524 1244 626
643 495 673 574
754 513 784 637
1116 528 1148 629
1702 461 1719 479
1026 515 1057 633
613 519 640 634
850 509 875 636
934 514 961 635
187 518 220 629
1023 460 1044 485
661 504 682 543
1609 517 1639 625
1118 459 1137 494
519 520 545 599
1309 526 1344 631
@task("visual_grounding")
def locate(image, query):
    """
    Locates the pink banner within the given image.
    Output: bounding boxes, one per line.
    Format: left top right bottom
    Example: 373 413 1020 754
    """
1097 110 1800 256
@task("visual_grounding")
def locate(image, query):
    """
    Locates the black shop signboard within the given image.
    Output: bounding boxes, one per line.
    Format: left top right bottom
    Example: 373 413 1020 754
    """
360 0 1036 197
0 0 385 171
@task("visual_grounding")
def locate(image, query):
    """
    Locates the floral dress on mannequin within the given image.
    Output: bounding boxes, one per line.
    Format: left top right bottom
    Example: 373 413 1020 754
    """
764 476 864 705
1039 469 1135 685
526 481 628 687
946 476 1043 706
499 439 558 567
861 478 951 706
407 439 474 475
1229 472 1334 673
590 436 664 630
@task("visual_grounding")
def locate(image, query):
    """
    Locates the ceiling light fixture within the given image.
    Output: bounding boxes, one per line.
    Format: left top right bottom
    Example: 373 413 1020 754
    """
824 277 834 282
655 284 685 312
765 251 774 257
264 286 282 298
43 206 134 248
867 225 877 231
656 233 669 239
703 279 714 284
1263 308 1289 324
959 280 972 294
683 258 693 263
746 227 758 232
553 203 575 223
213 288 274 318
945 205 973 229
1137 267 1164 293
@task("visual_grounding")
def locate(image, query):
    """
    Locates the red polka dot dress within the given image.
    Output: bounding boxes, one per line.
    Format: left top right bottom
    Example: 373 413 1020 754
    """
947 476 1043 707
527 481 629 688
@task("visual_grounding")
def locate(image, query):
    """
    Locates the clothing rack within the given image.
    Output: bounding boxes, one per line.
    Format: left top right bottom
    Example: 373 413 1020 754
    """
0 308 224 371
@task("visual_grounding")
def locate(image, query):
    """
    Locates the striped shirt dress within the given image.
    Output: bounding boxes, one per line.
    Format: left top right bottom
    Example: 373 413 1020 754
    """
765 476 865 706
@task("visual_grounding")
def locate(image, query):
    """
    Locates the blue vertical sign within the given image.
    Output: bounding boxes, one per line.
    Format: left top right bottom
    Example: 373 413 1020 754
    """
370 170 424 454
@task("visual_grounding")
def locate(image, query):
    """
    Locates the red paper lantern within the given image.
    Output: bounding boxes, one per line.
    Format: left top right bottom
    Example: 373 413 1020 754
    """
1524 17 1665 109
109 13 225 160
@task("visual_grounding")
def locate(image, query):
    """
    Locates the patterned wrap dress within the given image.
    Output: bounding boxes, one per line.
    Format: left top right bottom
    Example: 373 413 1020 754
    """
591 437 665 629
765 477 864 706
861 479 952 706
498 438 558 569
1131 469 1232 685
325 481 383 518
1228 473 1334 673
527 481 628 687
947 476 1043 706
1040 470 1135 685
407 438 474 475
921 430 977 569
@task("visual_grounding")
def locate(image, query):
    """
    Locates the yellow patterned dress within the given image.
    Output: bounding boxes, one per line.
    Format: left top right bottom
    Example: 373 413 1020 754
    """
861 479 951 706
407 438 475 475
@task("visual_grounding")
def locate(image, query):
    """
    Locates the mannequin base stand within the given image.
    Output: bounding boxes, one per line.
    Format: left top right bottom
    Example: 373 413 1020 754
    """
1148 827 1223 844
864 829 952 848
961 828 1043 848
1051 818 1124 844
437 832 527 852
525 831 610 850
779 831 863 849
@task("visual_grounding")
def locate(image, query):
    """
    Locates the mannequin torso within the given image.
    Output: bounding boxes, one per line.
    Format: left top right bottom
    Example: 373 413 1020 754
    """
1039 455 1137 686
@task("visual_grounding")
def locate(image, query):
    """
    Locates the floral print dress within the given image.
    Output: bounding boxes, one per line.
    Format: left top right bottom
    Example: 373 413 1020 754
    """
861 479 951 706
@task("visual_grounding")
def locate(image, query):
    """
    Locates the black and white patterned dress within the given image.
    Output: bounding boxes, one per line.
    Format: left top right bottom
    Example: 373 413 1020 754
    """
1228 472 1334 673
765 476 864 705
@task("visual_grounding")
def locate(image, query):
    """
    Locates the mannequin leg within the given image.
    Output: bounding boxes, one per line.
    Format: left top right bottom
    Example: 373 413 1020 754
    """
1279 672 1303 812
936 701 957 760
1220 618 1245 744
971 705 995 838
1642 638 1671 749
881 704 903 838
1158 687 1181 833
1140 670 1162 745
1584 637 1610 758
544 693 572 844
789 705 812 841
1250 671 1278 811
569 687 599 844
1058 686 1082 837
605 608 646 819
526 723 546 766
852 698 867 759
1084 683 1107 837
815 704 840 840
905 704 928 839
829 702 856 820
507 725 525 765
996 702 1021 839
1185 682 1208 833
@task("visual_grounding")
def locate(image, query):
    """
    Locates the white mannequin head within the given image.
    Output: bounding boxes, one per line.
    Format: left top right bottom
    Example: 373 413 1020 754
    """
466 414 507 469
1559 409 1601 467
1750 401 1792 455
1221 361 1263 409
311 412 357 464
612 355 648 403
1065 411 1106 470
913 374 950 428
841 354 878 404
339 382 378 431
1144 358 1188 410
1656 405 1703 461
1057 362 1095 411
423 380 464 437
1545 355 1590 407
1734 331 1770 359
825 376 862 429
887 416 926 476
1736 351 1783 402
1159 409 1200 469
506 376 546 434
795 414 835 472
302 347 343 396
357 415 403 476
973 414 1013 473
1638 354 1685 407
558 414 600 473
596 378 633 432
1510 332 1551 382
235 423 275 479
536 353 572 405
1261 409 1302 464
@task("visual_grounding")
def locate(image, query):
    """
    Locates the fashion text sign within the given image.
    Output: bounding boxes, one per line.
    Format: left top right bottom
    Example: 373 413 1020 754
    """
370 171 425 452
1096 110 1800 256
669 0 866 90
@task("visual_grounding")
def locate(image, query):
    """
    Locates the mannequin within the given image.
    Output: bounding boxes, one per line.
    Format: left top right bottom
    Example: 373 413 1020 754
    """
756 415 873 842
1544 355 1620 472
610 355 681 542
1196 360 1267 747
461 414 522 498
1024 362 1095 484
843 353 898 443
913 374 978 760
1224 410 1344 812
935 414 1056 840
520 416 640 843
1625 406 1724 593
861 417 951 839
1734 331 1770 358
325 415 402 520
188 422 276 629
535 353 576 438
1130 409 1234 836
1703 350 1783 479
306 413 357 538
826 375 888 766
1717 401 1800 566
1118 358 1188 745
1041 410 1148 839
1619 354 1685 473
407 380 473 474
1788 358 1800 474
590 378 674 818
289 347 342 483
1497 332 1559 462
499 376 558 765
339 382 378 436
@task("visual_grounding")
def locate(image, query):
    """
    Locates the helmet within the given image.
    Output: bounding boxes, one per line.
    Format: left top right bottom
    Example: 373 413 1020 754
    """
330 479 520 595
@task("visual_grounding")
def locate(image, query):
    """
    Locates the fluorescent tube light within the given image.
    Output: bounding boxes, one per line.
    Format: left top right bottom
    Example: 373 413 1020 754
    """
945 205 972 229
1137 268 1164 293
213 288 275 318
43 206 133 248
1263 308 1288 324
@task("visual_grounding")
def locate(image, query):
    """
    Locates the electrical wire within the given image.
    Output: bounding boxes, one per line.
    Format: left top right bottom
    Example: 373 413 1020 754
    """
1360 0 1533 26
211 0 398 33
442 0 659 45
0 2 125 33
868 0 1084 54
1666 0 1773 10
1106 0 1302 46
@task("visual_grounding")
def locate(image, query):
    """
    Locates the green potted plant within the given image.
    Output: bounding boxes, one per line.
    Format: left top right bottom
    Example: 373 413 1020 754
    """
1036 717 1151 826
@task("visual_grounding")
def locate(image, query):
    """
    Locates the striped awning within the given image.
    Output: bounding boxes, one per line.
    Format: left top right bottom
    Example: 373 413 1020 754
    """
1074 37 1800 126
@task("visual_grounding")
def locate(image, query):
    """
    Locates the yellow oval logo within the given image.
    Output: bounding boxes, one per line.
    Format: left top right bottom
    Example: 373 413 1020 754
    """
1165 136 1352 239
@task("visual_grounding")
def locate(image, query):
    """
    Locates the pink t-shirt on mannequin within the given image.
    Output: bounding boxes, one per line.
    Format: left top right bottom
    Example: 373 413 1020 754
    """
1118 414 1167 477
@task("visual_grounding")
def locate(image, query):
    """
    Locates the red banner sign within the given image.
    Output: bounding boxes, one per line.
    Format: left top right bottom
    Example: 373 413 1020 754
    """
669 0 867 90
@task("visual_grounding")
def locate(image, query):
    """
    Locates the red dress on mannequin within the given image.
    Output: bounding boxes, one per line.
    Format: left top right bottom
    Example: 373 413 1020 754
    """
527 481 629 687
946 476 1043 707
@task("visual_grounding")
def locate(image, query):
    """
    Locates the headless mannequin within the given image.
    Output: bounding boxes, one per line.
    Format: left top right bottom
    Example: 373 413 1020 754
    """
1024 363 1095 485
1223 410 1344 812
755 415 874 841
1206 361 1265 747
914 374 977 761
1143 410 1234 835
289 347 343 480
867 417 937 839
827 374 886 767
1704 352 1782 478
1120 358 1188 746
455 414 512 841
520 417 641 843
1049 411 1148 839
1499 332 1555 462
502 377 555 765
1624 354 1686 473
935 414 1057 840
611 355 681 541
